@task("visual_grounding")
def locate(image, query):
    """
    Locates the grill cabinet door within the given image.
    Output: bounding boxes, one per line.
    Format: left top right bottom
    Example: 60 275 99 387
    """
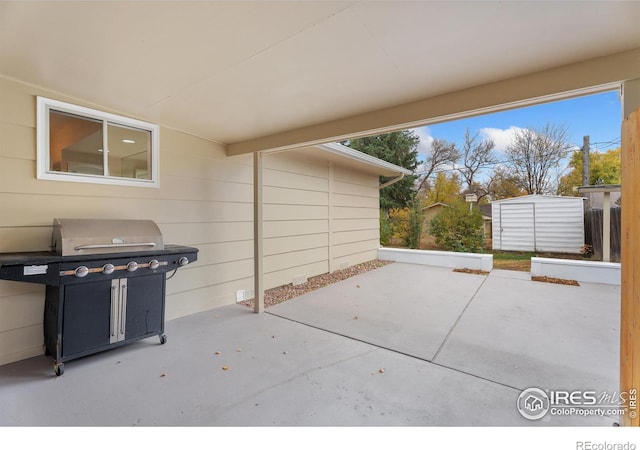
125 273 165 340
62 280 112 357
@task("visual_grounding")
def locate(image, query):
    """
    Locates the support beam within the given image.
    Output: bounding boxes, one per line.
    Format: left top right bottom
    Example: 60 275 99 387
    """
621 104 640 426
227 48 640 156
327 161 335 273
603 191 611 263
253 151 264 314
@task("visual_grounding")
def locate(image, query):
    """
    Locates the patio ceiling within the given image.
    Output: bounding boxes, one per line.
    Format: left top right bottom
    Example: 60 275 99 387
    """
1 1 639 154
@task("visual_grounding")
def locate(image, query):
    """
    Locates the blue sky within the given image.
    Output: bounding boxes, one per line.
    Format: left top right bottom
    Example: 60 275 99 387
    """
411 90 622 176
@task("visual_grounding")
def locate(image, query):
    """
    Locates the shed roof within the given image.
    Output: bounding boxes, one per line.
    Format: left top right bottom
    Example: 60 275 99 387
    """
490 194 586 204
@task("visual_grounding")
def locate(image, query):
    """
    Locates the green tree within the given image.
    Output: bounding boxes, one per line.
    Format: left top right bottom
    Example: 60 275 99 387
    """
345 131 419 210
557 147 621 196
429 201 484 252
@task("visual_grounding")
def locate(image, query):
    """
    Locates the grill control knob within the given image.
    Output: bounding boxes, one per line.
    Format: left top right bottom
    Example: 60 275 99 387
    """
102 264 115 275
148 259 160 270
74 266 89 278
126 261 138 272
178 257 189 266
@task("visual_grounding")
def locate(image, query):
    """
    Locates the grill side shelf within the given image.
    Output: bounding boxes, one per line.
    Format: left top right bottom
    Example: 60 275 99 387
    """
0 262 62 285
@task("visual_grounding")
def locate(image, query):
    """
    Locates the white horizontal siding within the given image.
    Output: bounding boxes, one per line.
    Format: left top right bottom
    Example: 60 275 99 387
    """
0 76 256 365
0 75 385 366
264 261 329 290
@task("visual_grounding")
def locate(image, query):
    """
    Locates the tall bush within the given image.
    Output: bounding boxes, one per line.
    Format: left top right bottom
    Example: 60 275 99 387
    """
387 201 422 249
429 202 483 252
406 200 422 249
380 210 392 246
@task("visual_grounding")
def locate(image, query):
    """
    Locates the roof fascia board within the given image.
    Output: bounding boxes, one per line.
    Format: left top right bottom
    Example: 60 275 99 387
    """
227 47 640 156
313 142 413 176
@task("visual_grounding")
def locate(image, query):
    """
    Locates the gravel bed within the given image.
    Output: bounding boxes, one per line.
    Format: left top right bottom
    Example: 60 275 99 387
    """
240 259 392 309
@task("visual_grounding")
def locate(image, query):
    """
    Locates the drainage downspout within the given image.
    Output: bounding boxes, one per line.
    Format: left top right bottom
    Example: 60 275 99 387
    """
379 172 405 189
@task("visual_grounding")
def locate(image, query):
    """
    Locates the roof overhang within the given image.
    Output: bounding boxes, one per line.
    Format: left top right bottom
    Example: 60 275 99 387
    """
309 142 412 178
1 2 639 156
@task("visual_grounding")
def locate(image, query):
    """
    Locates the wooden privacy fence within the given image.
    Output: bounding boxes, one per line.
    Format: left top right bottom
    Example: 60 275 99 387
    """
584 207 621 262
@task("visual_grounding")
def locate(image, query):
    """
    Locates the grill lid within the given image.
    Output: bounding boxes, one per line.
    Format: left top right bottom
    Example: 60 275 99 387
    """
52 218 164 256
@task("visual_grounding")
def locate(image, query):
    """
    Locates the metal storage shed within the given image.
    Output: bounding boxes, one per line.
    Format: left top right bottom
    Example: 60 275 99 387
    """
491 195 585 253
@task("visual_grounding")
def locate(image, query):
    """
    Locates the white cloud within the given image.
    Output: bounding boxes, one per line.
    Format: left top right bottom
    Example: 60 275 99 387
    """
479 126 526 153
410 126 434 155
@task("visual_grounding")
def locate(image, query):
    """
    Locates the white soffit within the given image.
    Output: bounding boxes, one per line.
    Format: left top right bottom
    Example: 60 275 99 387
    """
0 1 639 148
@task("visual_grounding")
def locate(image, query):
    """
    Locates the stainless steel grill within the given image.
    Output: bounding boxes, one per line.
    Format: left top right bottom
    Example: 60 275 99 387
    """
52 218 164 256
0 218 198 376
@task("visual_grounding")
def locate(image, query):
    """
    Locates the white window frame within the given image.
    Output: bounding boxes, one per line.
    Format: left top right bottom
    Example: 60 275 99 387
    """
36 96 160 187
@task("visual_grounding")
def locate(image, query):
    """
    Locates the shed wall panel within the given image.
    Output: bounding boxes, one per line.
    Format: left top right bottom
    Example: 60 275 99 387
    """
491 196 585 253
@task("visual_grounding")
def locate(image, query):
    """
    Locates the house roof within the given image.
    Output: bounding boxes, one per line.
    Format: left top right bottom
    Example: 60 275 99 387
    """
422 202 451 210
308 143 413 178
1 2 639 154
478 204 492 218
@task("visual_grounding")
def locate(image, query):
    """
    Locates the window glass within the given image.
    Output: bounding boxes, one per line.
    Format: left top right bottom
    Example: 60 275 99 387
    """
49 110 104 176
107 123 151 180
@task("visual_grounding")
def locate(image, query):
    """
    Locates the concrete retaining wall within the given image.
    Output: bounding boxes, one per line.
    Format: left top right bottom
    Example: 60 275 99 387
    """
378 247 493 272
530 257 621 285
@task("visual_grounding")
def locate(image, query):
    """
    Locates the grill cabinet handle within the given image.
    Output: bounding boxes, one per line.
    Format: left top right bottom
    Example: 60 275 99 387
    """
110 284 117 339
74 242 157 251
120 282 127 337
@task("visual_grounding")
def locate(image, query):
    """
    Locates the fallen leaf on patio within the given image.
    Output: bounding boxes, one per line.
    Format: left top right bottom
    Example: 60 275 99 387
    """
531 275 579 286
214 351 221 355
356 285 360 288
353 315 358 320
283 351 288 355
160 373 167 377
378 368 385 374
236 348 242 352
222 366 230 371
453 268 489 276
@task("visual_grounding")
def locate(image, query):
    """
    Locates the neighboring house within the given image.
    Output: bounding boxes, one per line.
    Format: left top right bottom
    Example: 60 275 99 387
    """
478 204 493 240
422 202 451 224
582 191 622 210
420 203 451 246
491 195 585 253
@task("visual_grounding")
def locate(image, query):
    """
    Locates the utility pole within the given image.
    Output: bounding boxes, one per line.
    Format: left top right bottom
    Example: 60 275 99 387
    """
582 135 590 186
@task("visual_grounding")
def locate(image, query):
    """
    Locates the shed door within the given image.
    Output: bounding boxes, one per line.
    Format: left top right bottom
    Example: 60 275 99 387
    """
499 203 535 251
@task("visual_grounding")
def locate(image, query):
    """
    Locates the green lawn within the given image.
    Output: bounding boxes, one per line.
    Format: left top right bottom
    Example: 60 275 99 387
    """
491 251 536 271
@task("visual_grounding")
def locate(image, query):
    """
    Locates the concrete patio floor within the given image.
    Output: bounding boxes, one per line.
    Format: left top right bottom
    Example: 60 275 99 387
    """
0 263 621 426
